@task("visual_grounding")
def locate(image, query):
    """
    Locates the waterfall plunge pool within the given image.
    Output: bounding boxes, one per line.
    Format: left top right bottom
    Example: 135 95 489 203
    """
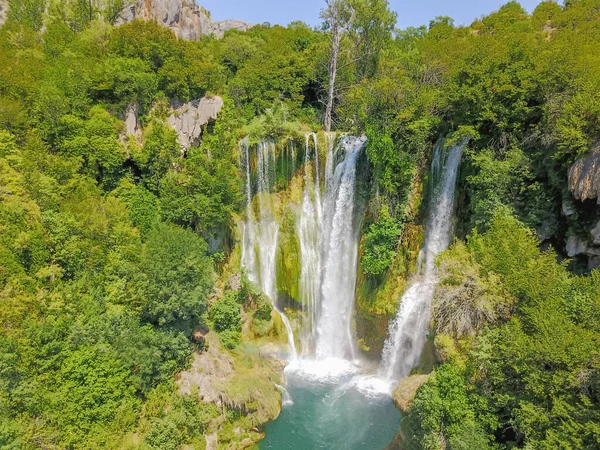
260 359 401 450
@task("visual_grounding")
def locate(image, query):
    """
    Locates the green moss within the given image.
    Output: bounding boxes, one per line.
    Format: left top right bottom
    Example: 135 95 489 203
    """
275 208 302 302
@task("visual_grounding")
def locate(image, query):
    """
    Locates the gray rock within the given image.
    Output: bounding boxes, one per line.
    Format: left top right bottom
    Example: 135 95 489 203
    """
562 198 576 216
566 235 588 257
569 142 600 204
117 0 251 40
168 95 224 150
121 103 142 143
592 221 600 246
536 220 553 242
589 256 600 270
210 19 252 38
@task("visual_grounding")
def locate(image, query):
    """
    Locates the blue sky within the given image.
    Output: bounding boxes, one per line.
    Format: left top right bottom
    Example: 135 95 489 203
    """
200 0 546 29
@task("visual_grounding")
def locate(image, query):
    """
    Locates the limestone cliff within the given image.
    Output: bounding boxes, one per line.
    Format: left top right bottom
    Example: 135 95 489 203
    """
168 95 224 150
118 0 251 39
569 144 600 204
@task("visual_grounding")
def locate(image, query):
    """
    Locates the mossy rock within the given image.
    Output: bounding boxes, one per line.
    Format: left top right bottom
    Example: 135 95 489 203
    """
275 208 301 302
392 374 431 413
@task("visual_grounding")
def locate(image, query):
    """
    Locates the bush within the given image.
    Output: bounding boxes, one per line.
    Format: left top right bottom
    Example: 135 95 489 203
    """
210 292 242 334
361 205 402 276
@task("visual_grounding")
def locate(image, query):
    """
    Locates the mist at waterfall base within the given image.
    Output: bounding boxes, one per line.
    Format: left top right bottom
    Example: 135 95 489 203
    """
260 367 400 450
242 134 400 448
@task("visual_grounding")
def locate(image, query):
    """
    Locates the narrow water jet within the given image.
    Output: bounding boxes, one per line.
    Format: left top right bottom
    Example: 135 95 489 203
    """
379 139 467 381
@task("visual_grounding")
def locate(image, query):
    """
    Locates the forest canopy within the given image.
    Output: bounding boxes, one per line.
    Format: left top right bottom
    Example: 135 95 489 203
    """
0 0 599 449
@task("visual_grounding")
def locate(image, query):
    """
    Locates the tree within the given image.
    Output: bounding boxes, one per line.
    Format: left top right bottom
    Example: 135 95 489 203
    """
348 0 397 80
321 0 354 131
137 223 213 334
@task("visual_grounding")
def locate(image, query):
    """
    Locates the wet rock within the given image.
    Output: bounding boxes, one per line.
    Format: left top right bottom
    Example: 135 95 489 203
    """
168 96 224 150
177 332 284 426
117 0 251 40
569 144 600 204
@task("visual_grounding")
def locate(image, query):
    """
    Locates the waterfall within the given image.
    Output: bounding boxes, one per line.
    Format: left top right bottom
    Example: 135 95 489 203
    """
241 134 366 362
379 139 467 381
241 139 297 359
315 136 366 360
297 133 322 356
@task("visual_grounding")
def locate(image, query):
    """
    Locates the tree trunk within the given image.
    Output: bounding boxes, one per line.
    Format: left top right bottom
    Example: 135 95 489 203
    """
324 9 341 132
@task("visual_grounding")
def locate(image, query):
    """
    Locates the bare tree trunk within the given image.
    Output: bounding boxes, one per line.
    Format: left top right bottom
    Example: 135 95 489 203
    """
324 5 341 132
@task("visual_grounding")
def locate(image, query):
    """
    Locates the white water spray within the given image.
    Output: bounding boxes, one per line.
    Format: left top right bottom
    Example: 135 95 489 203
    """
379 139 467 381
315 136 366 360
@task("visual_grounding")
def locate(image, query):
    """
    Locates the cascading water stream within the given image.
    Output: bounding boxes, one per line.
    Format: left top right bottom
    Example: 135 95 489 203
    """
243 134 400 449
241 140 297 359
378 139 467 381
297 133 322 356
241 134 367 364
314 136 366 361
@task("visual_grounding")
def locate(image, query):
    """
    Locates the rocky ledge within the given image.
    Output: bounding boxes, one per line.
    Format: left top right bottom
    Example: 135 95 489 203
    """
177 332 285 449
569 143 600 204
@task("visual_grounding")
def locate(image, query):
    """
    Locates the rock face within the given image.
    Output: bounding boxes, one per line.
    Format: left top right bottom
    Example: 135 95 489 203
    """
569 144 600 204
0 0 7 27
118 0 251 40
178 332 284 445
168 95 224 150
121 103 142 143
566 235 589 258
392 374 430 414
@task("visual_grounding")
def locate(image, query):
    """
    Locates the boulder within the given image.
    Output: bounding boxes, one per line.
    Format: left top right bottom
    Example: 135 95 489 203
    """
168 95 224 150
569 144 600 204
117 0 251 40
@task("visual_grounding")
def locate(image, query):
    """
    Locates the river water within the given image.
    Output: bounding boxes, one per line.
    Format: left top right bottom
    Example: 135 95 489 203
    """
260 360 400 450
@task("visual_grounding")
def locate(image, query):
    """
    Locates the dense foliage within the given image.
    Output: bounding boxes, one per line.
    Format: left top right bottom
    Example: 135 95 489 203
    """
403 215 600 449
0 0 599 448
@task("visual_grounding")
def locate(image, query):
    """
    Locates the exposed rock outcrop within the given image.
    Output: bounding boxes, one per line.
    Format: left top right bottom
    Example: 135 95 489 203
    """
118 0 251 40
121 103 142 143
178 331 284 430
565 233 600 269
569 144 600 204
566 235 589 258
591 221 600 246
0 0 7 27
392 374 430 413
168 95 223 150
